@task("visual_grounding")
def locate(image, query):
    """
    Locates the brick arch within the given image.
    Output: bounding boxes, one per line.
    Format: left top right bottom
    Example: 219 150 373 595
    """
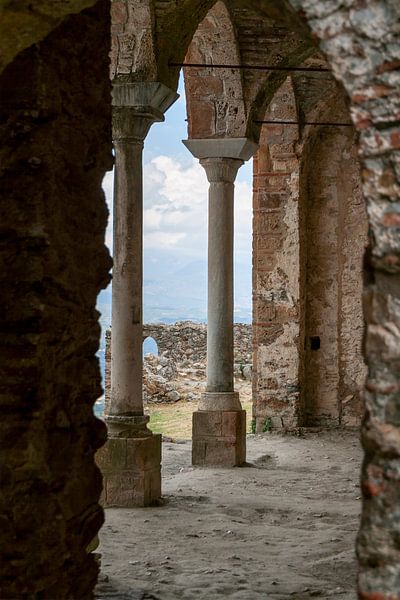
184 0 246 139
110 0 219 89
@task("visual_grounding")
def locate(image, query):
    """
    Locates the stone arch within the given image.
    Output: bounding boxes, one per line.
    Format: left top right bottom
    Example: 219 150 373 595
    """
110 0 219 90
154 0 218 89
0 2 112 597
184 0 246 139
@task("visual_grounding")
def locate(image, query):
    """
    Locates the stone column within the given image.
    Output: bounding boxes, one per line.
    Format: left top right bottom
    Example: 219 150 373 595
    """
183 138 257 466
97 82 178 507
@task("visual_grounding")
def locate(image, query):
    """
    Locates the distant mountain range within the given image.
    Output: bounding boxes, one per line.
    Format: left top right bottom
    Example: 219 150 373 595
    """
96 255 252 381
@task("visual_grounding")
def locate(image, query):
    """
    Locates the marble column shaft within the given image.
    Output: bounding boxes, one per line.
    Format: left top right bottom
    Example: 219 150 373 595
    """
110 107 162 420
201 157 242 395
183 138 257 467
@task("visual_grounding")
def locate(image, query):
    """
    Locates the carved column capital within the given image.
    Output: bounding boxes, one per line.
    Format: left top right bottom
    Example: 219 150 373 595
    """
183 137 258 161
112 106 163 144
112 81 179 142
199 157 243 184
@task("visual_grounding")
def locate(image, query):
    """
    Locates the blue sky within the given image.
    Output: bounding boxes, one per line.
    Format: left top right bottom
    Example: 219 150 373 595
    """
101 75 253 321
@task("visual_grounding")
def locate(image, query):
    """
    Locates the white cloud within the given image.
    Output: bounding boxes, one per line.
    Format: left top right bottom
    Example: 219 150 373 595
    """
145 231 187 249
102 155 252 264
102 170 114 250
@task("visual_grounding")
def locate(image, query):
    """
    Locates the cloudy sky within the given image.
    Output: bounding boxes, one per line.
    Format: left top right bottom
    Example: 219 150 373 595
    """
101 76 253 321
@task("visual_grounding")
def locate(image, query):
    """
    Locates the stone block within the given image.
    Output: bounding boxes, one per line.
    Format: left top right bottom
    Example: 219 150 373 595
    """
96 437 127 470
126 434 162 472
222 411 246 438
204 439 242 467
192 410 246 467
192 411 222 437
96 434 161 507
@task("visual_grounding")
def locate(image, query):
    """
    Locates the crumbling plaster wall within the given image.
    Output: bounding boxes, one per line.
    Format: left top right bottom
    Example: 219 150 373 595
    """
253 111 367 431
252 78 303 431
253 75 367 432
302 127 367 427
0 2 112 597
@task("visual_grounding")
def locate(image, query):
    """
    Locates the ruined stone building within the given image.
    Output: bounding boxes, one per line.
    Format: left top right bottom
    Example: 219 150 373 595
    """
1 1 399 599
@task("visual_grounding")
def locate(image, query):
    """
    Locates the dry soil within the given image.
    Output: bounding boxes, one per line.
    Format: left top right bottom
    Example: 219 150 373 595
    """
96 430 361 600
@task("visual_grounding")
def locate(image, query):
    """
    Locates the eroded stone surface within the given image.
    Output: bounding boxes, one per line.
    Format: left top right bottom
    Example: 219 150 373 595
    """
104 323 252 409
0 2 111 597
252 75 368 432
0 0 99 73
285 1 400 596
97 434 162 508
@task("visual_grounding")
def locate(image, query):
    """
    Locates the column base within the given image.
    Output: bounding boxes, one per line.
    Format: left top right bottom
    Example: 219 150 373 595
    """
198 391 242 411
192 409 246 467
96 419 161 507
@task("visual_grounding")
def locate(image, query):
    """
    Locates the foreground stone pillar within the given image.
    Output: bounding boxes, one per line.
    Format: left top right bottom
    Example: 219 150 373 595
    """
183 138 257 466
97 82 177 507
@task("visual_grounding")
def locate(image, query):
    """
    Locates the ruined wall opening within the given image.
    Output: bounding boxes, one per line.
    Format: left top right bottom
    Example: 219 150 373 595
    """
143 336 159 357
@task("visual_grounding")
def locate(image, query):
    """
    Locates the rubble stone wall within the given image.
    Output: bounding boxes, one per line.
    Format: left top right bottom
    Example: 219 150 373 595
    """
104 322 252 408
143 322 252 365
0 2 112 598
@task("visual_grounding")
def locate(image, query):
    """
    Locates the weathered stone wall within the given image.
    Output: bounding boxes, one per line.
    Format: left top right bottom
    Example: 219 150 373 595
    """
253 74 368 432
302 127 367 427
105 322 252 409
287 2 400 596
0 2 111 597
252 78 303 431
143 322 252 365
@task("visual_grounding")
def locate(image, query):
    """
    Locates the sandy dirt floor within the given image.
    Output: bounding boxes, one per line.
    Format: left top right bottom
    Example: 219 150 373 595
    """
96 430 362 600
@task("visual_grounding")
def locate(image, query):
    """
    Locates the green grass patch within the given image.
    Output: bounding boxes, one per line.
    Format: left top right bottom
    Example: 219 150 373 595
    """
147 399 253 439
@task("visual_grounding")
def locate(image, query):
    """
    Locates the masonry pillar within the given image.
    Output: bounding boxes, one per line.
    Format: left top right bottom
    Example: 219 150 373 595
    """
183 138 257 466
97 82 177 507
